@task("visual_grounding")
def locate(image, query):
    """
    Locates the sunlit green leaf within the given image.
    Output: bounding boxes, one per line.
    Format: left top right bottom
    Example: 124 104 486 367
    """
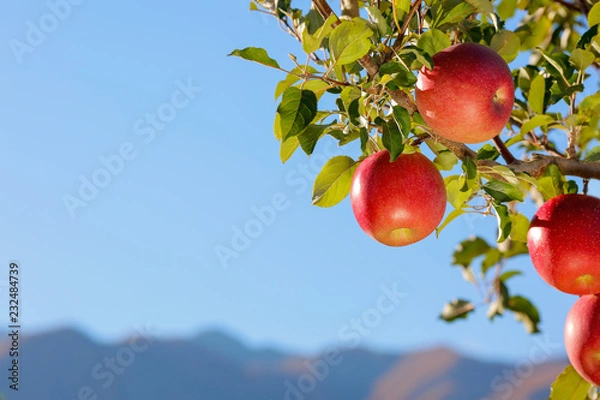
418 28 451 56
509 213 530 243
312 156 359 207
569 49 595 71
280 136 300 163
490 30 521 63
436 209 466 237
329 19 374 65
589 2 600 27
549 365 591 400
229 47 281 69
500 270 522 282
585 146 600 162
537 164 566 201
302 14 337 53
528 74 546 114
520 114 554 134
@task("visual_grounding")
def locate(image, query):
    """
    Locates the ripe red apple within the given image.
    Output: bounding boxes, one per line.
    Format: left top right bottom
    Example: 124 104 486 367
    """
415 42 515 144
527 194 600 295
565 294 600 385
350 150 446 246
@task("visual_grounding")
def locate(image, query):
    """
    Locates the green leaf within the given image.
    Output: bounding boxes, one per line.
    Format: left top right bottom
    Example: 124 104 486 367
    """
436 209 466 237
379 61 417 88
453 237 491 268
395 0 411 15
537 164 566 201
340 86 362 111
381 119 405 162
492 202 512 243
434 151 458 171
528 74 546 114
312 156 359 207
497 0 517 20
549 365 591 400
249 2 258 11
483 180 524 203
476 144 500 161
440 299 475 322
540 51 570 88
302 14 337 54
482 248 502 274
520 114 554 134
465 0 494 15
392 106 411 138
229 47 280 69
509 213 530 243
366 6 389 36
585 146 600 162
417 29 451 56
398 47 434 70
490 30 521 63
445 177 472 209
436 2 476 27
569 49 595 71
589 2 600 27
280 136 300 163
507 295 540 334
329 19 374 66
298 124 330 156
277 87 318 140
500 270 522 282
504 240 529 258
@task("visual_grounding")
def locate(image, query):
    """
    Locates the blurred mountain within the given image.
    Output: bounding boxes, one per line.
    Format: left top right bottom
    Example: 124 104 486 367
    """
0 328 566 400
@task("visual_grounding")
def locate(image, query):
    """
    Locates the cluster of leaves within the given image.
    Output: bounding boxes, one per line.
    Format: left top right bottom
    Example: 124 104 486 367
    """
232 0 600 396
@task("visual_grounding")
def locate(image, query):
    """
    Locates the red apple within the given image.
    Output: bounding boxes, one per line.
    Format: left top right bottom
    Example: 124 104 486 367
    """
350 150 446 246
527 194 600 295
565 294 600 385
415 42 515 144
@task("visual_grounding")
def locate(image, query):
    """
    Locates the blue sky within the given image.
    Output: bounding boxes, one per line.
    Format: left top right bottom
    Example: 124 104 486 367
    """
1 1 598 363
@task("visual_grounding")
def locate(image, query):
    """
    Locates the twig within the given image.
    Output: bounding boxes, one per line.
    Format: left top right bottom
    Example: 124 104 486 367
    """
492 136 519 165
392 0 421 52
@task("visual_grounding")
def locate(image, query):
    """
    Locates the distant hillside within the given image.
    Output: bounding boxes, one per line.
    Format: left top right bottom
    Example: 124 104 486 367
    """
0 328 567 399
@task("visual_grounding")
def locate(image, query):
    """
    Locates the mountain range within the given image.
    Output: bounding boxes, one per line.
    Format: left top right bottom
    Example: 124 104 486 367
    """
0 328 567 400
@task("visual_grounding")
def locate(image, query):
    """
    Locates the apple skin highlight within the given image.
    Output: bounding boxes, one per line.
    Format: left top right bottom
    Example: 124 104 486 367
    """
565 294 600 385
527 194 600 295
415 42 515 144
350 151 446 247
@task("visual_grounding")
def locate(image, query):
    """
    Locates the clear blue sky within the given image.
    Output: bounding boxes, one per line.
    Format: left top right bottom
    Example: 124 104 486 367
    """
1 1 598 363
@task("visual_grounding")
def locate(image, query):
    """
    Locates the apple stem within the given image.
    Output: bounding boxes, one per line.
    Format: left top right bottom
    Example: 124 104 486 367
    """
584 178 590 195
